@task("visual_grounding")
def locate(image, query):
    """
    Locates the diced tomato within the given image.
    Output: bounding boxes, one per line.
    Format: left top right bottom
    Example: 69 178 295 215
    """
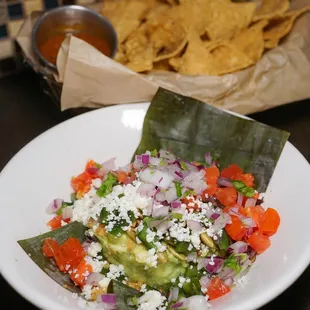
221 164 243 179
70 259 93 287
42 238 60 258
47 215 63 230
225 215 246 241
53 237 86 272
117 170 128 183
206 166 220 184
238 206 248 217
85 159 97 170
247 231 271 254
204 183 218 196
259 208 280 236
207 277 231 300
216 187 237 207
182 196 200 211
234 173 255 188
245 205 265 228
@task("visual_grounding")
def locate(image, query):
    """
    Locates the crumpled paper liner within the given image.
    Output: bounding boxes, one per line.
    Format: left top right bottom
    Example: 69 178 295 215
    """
16 0 310 115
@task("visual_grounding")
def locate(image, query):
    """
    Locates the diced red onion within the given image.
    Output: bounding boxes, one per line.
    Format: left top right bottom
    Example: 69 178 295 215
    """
217 177 233 187
155 190 166 202
204 152 212 166
157 220 173 232
171 200 181 208
241 217 256 228
137 183 157 198
188 295 210 310
228 241 248 254
140 168 174 189
187 220 203 232
204 196 218 207
141 154 150 165
185 162 200 173
224 277 234 287
98 158 116 176
245 198 257 208
46 198 63 214
82 240 92 252
152 206 169 217
101 294 116 304
159 149 176 162
165 186 178 203
168 287 179 302
212 213 231 231
150 157 162 166
172 299 189 309
199 275 210 287
62 206 73 220
182 171 207 194
210 213 220 220
86 272 105 285
205 257 224 274
237 192 244 206
218 266 235 280
245 227 254 237
175 171 184 179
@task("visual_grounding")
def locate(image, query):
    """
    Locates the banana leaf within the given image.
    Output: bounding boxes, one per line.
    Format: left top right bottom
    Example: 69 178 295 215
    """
134 88 290 192
18 222 87 293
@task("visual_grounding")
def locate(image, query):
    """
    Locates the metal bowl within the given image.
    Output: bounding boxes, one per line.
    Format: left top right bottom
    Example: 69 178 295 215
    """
32 5 118 71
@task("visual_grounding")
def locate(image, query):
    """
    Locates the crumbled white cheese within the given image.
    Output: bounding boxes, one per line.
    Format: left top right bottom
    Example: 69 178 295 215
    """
98 277 111 290
145 248 158 269
137 290 167 310
87 242 102 258
85 256 105 273
106 264 125 280
81 284 92 300
61 220 68 227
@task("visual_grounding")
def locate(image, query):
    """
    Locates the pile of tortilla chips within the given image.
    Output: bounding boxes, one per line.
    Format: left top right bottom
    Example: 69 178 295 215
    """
101 0 310 76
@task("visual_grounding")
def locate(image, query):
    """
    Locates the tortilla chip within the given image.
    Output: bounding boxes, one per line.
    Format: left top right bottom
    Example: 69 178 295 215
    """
205 1 257 40
146 14 187 63
263 6 310 47
114 44 128 65
101 0 150 44
152 59 173 72
174 1 207 35
253 0 290 21
125 25 153 73
209 43 254 75
169 30 214 75
231 20 268 62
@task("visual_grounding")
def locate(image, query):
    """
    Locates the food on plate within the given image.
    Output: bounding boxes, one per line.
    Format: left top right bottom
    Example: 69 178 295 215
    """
100 0 310 75
20 149 280 309
18 88 289 309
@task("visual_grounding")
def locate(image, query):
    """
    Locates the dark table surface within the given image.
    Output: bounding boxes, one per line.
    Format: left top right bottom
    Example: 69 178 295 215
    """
0 70 309 310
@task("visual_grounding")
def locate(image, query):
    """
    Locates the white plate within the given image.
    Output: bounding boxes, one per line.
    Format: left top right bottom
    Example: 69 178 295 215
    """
0 103 310 310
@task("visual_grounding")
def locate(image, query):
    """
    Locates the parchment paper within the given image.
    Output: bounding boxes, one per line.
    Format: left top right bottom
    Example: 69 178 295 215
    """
16 0 310 114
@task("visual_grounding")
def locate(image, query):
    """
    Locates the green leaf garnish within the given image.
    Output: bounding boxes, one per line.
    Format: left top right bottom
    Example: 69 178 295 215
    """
18 222 87 293
133 88 289 192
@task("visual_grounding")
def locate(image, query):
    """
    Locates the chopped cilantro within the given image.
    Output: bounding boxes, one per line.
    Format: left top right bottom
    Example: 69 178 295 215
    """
218 230 229 250
224 254 242 274
151 149 158 157
232 180 255 198
96 172 117 197
180 161 188 170
183 189 196 197
55 202 72 216
95 162 102 169
175 181 182 197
